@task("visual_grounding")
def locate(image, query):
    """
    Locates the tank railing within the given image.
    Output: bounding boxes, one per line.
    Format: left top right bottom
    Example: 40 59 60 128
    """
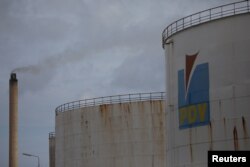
49 132 55 139
162 1 250 48
55 92 165 114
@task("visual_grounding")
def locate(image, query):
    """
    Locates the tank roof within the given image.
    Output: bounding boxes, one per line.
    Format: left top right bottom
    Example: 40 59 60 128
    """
162 1 250 48
55 92 165 114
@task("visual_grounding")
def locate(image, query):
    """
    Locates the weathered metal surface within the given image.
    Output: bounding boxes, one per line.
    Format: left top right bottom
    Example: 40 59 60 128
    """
55 99 166 167
9 73 18 167
164 11 250 167
55 92 165 114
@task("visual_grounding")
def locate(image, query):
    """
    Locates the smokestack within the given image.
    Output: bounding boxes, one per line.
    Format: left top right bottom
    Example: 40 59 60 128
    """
9 73 18 167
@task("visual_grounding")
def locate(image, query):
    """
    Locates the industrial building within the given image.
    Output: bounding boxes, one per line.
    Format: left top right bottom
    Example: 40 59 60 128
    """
163 1 250 167
49 1 250 167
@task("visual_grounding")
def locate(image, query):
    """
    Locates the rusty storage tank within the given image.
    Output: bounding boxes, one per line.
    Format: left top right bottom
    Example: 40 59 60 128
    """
54 92 165 167
162 1 250 167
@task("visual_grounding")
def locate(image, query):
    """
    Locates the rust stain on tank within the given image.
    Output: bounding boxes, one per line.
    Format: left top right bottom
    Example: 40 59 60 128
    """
100 104 108 113
124 103 131 113
139 101 145 111
99 104 111 127
223 118 227 137
149 100 165 162
233 126 239 150
155 101 165 159
157 102 165 140
85 120 88 128
219 100 222 112
242 116 248 138
208 122 213 150
189 129 193 162
150 100 154 113
190 144 193 162
80 113 85 128
123 103 131 127
159 101 164 113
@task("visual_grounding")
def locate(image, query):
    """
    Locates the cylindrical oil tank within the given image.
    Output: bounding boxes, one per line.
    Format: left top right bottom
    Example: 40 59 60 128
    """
163 1 250 167
55 92 165 167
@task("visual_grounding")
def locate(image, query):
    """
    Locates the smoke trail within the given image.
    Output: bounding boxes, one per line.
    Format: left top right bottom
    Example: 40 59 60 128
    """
11 54 70 93
12 65 41 74
11 63 53 93
12 46 86 73
10 47 89 93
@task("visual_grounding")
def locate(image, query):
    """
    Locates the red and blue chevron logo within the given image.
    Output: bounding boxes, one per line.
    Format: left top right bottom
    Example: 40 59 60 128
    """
178 52 210 129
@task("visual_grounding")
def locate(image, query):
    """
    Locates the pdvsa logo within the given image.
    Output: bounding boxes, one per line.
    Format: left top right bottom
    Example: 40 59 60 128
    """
178 52 210 129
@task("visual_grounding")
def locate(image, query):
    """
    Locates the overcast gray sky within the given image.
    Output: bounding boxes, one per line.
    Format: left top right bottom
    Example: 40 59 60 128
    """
0 0 238 166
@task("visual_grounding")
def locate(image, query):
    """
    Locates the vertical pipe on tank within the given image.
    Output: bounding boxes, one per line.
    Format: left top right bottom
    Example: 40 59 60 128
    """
9 73 18 167
165 39 174 167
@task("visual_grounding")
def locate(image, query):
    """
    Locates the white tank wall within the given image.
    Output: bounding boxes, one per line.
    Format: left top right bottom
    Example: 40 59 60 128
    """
55 100 165 167
164 14 250 167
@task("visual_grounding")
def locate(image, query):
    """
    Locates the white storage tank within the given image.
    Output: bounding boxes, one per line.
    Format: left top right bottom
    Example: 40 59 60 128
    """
162 1 250 167
54 92 165 167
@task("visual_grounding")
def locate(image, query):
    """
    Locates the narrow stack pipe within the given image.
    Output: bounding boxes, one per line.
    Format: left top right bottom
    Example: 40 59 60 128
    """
9 73 18 167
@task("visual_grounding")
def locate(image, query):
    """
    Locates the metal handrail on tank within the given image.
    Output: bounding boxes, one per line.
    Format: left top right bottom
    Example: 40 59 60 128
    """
49 132 55 139
162 0 250 48
55 92 165 114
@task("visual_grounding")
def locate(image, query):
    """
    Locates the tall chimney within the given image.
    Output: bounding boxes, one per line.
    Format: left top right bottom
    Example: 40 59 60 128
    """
9 73 18 167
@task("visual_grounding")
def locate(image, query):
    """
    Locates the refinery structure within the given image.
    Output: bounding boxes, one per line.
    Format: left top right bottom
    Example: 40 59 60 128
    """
47 1 250 167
